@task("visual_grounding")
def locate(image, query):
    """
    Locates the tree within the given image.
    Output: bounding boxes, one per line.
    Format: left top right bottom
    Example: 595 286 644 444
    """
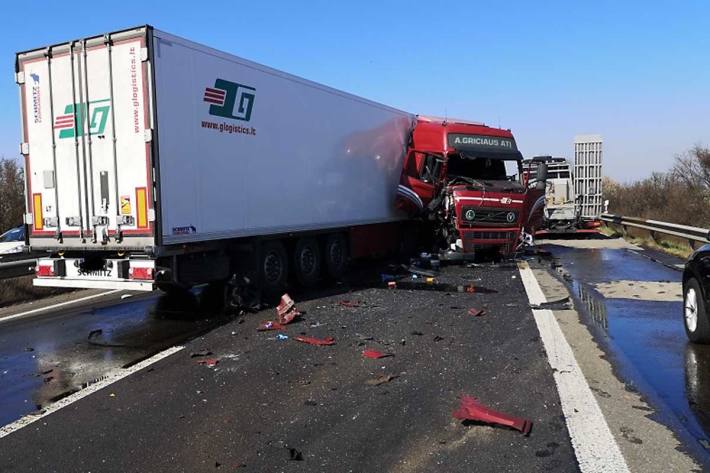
0 158 25 232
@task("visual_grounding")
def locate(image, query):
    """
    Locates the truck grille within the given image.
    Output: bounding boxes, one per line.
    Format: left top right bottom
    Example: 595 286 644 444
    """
460 207 518 226
469 231 516 240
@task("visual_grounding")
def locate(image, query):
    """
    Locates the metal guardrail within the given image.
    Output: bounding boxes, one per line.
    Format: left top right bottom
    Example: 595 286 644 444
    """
0 258 36 279
600 213 710 247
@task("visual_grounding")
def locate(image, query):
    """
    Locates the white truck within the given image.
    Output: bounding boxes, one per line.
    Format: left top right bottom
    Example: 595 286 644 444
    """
15 26 415 303
522 155 602 233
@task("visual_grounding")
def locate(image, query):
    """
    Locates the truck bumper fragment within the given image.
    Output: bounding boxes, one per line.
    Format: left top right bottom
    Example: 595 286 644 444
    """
453 394 532 435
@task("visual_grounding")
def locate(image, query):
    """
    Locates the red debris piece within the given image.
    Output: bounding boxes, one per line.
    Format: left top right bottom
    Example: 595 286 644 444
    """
277 293 300 325
468 308 486 317
338 300 361 308
453 395 532 435
294 335 335 346
465 285 476 293
257 321 285 331
362 349 392 359
197 358 220 367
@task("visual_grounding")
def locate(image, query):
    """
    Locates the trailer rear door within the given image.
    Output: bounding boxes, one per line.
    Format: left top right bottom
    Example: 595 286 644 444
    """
16 27 156 250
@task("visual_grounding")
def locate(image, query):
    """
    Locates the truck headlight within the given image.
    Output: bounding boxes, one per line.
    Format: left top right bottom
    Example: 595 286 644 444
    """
464 209 476 221
506 212 517 223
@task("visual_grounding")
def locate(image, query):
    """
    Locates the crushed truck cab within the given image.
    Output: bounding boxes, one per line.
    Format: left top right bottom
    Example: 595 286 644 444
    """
399 117 545 259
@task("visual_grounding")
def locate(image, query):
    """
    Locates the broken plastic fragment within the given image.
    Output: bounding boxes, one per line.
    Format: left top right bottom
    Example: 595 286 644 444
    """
257 320 285 331
365 374 398 386
468 308 485 317
338 300 361 308
190 349 213 358
287 447 304 461
294 335 335 346
362 349 392 359
276 334 289 341
276 293 300 325
197 358 220 367
453 395 532 435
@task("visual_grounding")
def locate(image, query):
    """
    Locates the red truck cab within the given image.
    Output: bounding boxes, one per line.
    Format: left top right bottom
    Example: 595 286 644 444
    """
398 117 546 259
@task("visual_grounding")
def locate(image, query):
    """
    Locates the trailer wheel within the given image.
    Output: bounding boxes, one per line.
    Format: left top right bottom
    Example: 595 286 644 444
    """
294 238 321 287
324 233 348 279
259 240 288 296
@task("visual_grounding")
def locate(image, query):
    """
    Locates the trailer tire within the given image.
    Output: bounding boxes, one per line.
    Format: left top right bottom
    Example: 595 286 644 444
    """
324 233 348 279
259 240 288 296
293 238 321 287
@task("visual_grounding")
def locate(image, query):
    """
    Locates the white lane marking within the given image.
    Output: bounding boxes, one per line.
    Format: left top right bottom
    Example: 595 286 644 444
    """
0 289 122 324
518 262 630 473
0 345 184 439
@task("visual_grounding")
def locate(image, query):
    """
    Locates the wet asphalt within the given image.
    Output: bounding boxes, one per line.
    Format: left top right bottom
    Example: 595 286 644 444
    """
0 262 578 472
539 238 710 465
0 291 230 428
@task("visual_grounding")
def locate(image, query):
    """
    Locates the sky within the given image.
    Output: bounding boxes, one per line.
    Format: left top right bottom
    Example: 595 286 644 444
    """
0 0 707 182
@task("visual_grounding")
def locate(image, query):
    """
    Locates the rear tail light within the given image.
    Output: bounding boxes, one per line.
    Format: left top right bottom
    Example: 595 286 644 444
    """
35 259 66 277
129 266 154 280
36 264 55 277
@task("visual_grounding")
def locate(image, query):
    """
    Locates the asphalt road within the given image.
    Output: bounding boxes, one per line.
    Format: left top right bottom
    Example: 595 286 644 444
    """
0 262 578 472
539 236 710 467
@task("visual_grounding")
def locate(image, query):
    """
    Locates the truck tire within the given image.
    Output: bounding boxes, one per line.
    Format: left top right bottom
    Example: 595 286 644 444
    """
259 240 288 296
293 238 321 287
323 233 348 279
684 278 710 344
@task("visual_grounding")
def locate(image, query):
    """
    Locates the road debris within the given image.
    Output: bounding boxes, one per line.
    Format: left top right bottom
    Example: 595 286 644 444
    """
197 358 220 367
276 334 289 341
287 447 304 461
365 374 398 386
387 281 397 289
294 335 335 346
257 321 285 331
190 349 213 358
529 296 572 310
338 300 361 308
453 395 532 435
362 349 393 359
468 308 486 317
276 293 300 325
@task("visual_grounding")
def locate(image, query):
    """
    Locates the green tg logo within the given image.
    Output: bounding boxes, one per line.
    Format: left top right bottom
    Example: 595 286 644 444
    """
54 99 110 139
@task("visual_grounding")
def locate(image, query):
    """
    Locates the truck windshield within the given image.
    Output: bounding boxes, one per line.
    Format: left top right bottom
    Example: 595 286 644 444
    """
447 154 520 181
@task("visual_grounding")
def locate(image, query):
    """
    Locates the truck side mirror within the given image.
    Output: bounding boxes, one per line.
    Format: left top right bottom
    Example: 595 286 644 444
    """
536 163 548 182
535 180 546 191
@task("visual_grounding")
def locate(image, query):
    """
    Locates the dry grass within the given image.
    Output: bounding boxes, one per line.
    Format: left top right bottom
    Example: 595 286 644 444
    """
0 276 70 308
601 223 693 259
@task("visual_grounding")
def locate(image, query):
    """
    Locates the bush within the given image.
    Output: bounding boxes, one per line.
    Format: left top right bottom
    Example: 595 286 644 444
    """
604 146 710 227
0 158 25 233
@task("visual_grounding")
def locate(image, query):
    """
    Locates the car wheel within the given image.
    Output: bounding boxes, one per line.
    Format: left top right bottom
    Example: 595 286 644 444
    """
684 278 710 344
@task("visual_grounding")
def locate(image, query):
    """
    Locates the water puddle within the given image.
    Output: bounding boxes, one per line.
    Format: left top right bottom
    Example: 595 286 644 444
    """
542 244 710 462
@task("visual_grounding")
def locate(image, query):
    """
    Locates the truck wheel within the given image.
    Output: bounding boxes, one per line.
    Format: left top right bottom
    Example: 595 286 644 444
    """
294 238 321 287
684 278 710 344
259 240 288 296
323 233 348 279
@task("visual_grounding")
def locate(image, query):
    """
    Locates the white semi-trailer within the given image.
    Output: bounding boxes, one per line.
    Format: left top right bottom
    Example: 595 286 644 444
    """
16 26 415 302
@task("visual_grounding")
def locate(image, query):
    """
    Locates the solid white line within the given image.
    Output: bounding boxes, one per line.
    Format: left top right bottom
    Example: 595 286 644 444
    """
518 261 630 473
0 345 184 439
0 289 122 324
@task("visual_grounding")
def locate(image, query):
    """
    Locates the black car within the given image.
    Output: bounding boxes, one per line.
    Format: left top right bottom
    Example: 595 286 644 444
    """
683 244 710 343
